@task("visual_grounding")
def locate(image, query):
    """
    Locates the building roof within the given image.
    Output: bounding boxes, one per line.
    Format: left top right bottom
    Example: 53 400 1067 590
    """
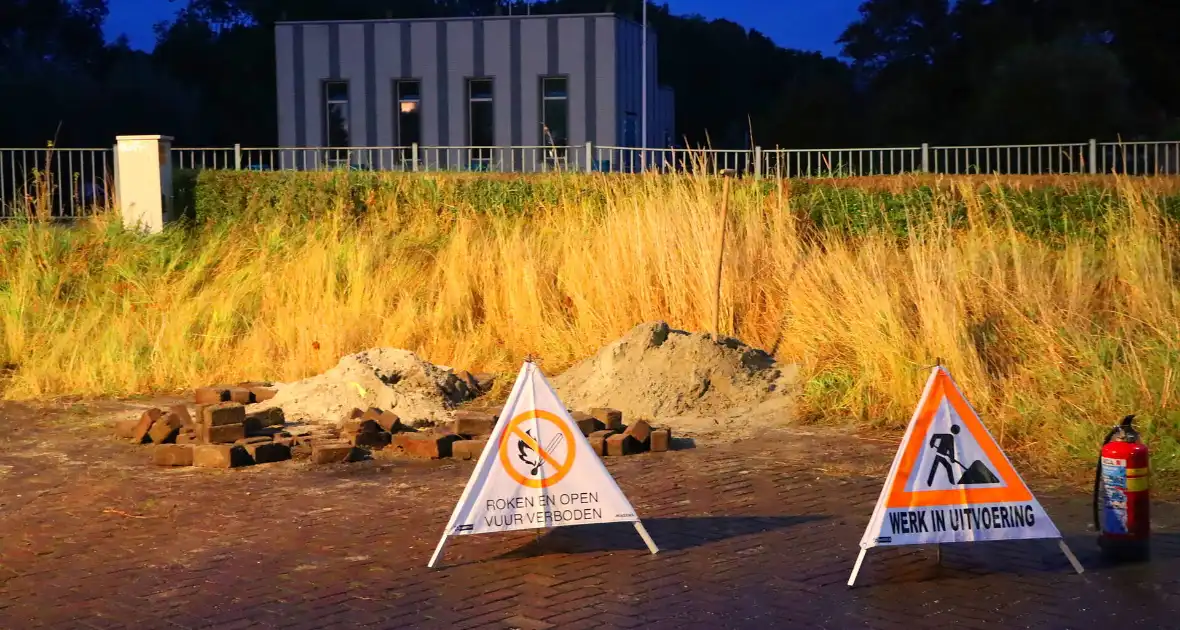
275 12 639 27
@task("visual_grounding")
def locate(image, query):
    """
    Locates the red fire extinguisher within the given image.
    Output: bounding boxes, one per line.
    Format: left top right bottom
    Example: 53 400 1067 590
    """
1093 415 1150 561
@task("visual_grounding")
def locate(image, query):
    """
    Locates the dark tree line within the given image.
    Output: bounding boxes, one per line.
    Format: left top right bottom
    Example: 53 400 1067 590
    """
2 0 1178 149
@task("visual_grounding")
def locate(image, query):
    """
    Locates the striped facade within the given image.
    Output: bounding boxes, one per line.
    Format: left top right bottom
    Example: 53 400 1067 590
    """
274 13 675 152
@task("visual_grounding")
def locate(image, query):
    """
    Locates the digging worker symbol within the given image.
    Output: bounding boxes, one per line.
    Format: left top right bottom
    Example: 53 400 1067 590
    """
927 424 1001 487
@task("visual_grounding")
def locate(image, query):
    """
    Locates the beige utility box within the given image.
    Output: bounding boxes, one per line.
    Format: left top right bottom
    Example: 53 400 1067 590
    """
115 135 174 233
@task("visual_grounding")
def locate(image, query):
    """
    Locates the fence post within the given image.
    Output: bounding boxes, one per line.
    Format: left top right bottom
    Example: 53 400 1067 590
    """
411 143 419 172
1088 138 1097 175
234 143 242 170
921 143 930 173
753 146 762 180
585 141 594 173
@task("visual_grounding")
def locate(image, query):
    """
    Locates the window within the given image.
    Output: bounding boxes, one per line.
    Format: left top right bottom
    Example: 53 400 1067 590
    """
467 78 494 147
323 81 350 167
540 76 569 161
396 80 421 166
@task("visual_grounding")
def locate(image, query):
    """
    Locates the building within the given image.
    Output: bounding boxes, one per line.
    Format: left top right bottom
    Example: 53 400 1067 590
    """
273 13 675 170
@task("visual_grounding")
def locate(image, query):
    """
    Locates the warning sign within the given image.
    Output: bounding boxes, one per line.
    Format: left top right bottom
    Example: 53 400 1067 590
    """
858 366 1062 549
428 361 658 567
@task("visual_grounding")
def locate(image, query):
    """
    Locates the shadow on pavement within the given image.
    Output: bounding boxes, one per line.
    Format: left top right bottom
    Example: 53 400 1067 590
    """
494 514 826 559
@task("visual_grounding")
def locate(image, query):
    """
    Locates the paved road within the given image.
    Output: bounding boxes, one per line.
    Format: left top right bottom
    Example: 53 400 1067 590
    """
1 401 1178 629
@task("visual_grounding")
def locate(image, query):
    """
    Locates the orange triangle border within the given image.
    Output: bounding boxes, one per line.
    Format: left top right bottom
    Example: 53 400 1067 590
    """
884 368 1032 509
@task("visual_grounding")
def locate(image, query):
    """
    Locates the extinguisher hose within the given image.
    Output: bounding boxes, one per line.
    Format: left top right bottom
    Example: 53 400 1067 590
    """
1093 424 1122 533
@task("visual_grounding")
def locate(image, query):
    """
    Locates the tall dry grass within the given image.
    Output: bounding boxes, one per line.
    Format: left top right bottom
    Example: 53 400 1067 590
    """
1 172 1177 476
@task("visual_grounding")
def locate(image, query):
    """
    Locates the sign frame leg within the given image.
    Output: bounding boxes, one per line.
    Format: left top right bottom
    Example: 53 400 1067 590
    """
847 549 867 587
634 521 660 555
427 532 451 569
1058 539 1084 575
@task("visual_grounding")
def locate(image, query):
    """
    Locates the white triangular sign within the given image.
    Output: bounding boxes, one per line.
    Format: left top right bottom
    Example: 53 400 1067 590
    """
428 362 658 567
848 366 1083 585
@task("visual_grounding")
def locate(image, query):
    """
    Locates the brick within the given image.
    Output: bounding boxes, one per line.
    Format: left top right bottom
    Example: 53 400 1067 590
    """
203 402 246 427
130 408 163 444
452 439 489 460
147 416 181 444
201 423 245 444
452 411 495 437
310 442 361 464
576 417 606 436
244 408 285 435
273 436 295 448
113 418 140 439
152 444 194 466
650 428 671 452
227 388 254 404
364 408 403 433
169 405 195 428
454 370 480 392
175 432 199 446
194 387 229 404
605 434 643 456
243 442 291 465
622 420 653 446
590 408 624 431
350 431 392 449
392 433 461 459
235 436 274 446
250 386 278 403
590 434 607 457
193 444 253 468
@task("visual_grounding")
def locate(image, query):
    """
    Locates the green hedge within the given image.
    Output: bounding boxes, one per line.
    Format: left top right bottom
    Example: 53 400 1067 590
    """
174 169 1180 240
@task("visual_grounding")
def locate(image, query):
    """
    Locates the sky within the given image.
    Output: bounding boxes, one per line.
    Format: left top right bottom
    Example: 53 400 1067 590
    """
104 0 863 57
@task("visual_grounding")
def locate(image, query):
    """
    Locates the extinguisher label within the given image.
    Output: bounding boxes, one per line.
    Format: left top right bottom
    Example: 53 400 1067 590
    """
1100 458 1129 535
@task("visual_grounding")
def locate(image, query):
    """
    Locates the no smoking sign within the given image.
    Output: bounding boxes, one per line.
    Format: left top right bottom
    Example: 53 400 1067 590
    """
498 410 576 488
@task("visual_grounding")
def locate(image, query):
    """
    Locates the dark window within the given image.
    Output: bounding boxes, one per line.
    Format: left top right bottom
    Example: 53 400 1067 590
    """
540 76 569 156
323 81 350 149
468 78 494 147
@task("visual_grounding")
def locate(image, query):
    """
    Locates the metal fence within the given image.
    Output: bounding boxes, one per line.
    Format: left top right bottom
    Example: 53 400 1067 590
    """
6 139 1180 218
0 147 114 218
168 140 1180 178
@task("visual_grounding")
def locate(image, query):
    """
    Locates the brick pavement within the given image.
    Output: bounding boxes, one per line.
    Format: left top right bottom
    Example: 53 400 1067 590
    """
1 401 1179 629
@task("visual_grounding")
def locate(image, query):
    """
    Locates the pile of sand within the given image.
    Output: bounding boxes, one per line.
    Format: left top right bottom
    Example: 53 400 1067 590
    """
253 348 477 426
552 322 799 436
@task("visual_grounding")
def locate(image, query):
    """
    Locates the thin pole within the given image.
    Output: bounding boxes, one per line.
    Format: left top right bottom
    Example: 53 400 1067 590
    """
641 0 648 171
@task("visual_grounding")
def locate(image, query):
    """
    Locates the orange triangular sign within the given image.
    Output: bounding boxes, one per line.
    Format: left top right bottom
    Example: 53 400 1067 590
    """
858 366 1062 548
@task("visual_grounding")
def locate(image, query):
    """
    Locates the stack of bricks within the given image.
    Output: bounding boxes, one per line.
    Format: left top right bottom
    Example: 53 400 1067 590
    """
572 407 673 457
113 383 295 469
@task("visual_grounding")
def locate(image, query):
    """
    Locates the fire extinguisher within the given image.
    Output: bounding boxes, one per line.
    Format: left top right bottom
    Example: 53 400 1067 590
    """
1093 415 1150 561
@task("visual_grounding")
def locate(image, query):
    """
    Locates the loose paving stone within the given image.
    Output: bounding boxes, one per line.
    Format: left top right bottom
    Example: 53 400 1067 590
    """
203 402 246 427
193 386 229 404
392 432 461 459
201 423 245 444
192 444 252 468
169 404 195 428
651 428 671 452
151 444 193 466
351 431 392 449
310 441 360 464
146 415 181 444
590 407 625 431
129 408 162 444
242 441 291 464
453 411 496 437
452 439 489 460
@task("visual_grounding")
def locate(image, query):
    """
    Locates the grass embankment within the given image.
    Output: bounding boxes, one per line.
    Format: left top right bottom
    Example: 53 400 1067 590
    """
1 171 1178 482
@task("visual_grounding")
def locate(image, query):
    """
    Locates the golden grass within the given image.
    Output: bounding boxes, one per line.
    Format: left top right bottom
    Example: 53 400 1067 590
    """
1 172 1178 476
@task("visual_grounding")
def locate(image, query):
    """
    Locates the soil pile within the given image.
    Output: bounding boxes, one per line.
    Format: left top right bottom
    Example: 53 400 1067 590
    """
552 322 799 436
254 348 477 425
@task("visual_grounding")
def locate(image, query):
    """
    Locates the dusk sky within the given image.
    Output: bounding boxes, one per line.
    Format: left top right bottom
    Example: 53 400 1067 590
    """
103 0 864 57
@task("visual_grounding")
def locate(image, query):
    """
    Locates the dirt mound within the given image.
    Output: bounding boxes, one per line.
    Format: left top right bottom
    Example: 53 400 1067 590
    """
552 322 799 436
254 348 476 426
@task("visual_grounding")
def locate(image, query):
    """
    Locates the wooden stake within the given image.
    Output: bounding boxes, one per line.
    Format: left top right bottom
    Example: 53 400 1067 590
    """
713 178 731 337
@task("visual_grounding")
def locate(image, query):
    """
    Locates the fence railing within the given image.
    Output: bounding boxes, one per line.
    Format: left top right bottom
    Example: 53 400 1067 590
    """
0 147 114 218
6 140 1180 218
